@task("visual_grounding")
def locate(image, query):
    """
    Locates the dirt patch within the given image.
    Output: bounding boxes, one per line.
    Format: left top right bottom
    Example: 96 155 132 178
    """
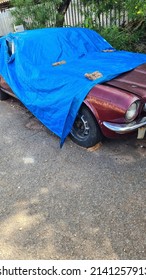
25 118 45 131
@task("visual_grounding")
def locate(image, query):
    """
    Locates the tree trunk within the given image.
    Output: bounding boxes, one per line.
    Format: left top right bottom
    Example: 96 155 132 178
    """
56 0 71 27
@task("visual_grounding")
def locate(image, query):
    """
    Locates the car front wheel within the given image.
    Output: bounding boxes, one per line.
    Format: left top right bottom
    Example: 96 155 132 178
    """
70 104 102 148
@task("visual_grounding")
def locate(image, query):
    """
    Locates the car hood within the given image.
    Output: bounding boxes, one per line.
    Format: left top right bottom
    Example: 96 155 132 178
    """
106 63 146 99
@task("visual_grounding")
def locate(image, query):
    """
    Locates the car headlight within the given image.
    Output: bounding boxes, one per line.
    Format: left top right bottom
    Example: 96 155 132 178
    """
125 101 140 122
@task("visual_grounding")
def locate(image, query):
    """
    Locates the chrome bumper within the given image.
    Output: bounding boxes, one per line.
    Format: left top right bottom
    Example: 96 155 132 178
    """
103 116 146 134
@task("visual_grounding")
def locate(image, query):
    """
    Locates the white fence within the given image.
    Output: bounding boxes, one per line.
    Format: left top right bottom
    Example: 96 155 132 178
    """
0 9 14 36
0 2 128 36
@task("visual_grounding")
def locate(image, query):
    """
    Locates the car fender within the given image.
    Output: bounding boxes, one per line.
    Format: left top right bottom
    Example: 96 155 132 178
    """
85 84 140 123
83 83 141 138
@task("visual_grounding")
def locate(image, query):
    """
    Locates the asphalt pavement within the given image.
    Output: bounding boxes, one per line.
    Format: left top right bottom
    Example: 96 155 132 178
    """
0 98 146 260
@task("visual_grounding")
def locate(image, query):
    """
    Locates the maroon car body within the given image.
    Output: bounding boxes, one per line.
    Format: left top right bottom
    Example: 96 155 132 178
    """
0 63 146 147
84 64 146 138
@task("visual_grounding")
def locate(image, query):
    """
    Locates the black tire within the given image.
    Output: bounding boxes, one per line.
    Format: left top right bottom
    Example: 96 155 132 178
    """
70 104 102 148
0 89 10 101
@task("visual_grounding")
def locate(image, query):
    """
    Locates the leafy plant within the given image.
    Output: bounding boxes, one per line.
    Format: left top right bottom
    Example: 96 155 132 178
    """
99 25 146 53
125 0 146 20
10 0 71 29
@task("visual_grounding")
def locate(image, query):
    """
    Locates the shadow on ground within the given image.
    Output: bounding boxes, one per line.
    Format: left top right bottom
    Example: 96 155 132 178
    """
0 98 145 259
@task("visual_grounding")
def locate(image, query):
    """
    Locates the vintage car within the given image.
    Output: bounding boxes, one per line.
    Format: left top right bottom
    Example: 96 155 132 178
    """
0 27 146 148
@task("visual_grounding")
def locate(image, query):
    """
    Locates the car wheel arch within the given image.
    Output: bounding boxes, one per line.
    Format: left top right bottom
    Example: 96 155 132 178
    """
83 99 101 126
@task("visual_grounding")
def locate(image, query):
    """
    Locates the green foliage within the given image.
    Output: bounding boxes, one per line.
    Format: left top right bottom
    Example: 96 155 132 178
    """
99 25 146 53
81 0 146 28
82 0 123 13
82 0 146 18
99 25 140 51
10 0 61 29
125 0 146 20
80 0 125 30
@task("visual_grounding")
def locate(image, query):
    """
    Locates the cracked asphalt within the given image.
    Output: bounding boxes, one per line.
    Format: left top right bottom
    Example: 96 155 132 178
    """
0 97 146 260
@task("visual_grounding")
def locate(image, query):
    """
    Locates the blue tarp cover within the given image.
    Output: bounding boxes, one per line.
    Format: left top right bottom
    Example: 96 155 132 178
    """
0 27 146 146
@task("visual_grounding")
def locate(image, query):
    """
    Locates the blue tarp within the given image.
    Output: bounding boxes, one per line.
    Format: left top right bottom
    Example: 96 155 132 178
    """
0 27 146 146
